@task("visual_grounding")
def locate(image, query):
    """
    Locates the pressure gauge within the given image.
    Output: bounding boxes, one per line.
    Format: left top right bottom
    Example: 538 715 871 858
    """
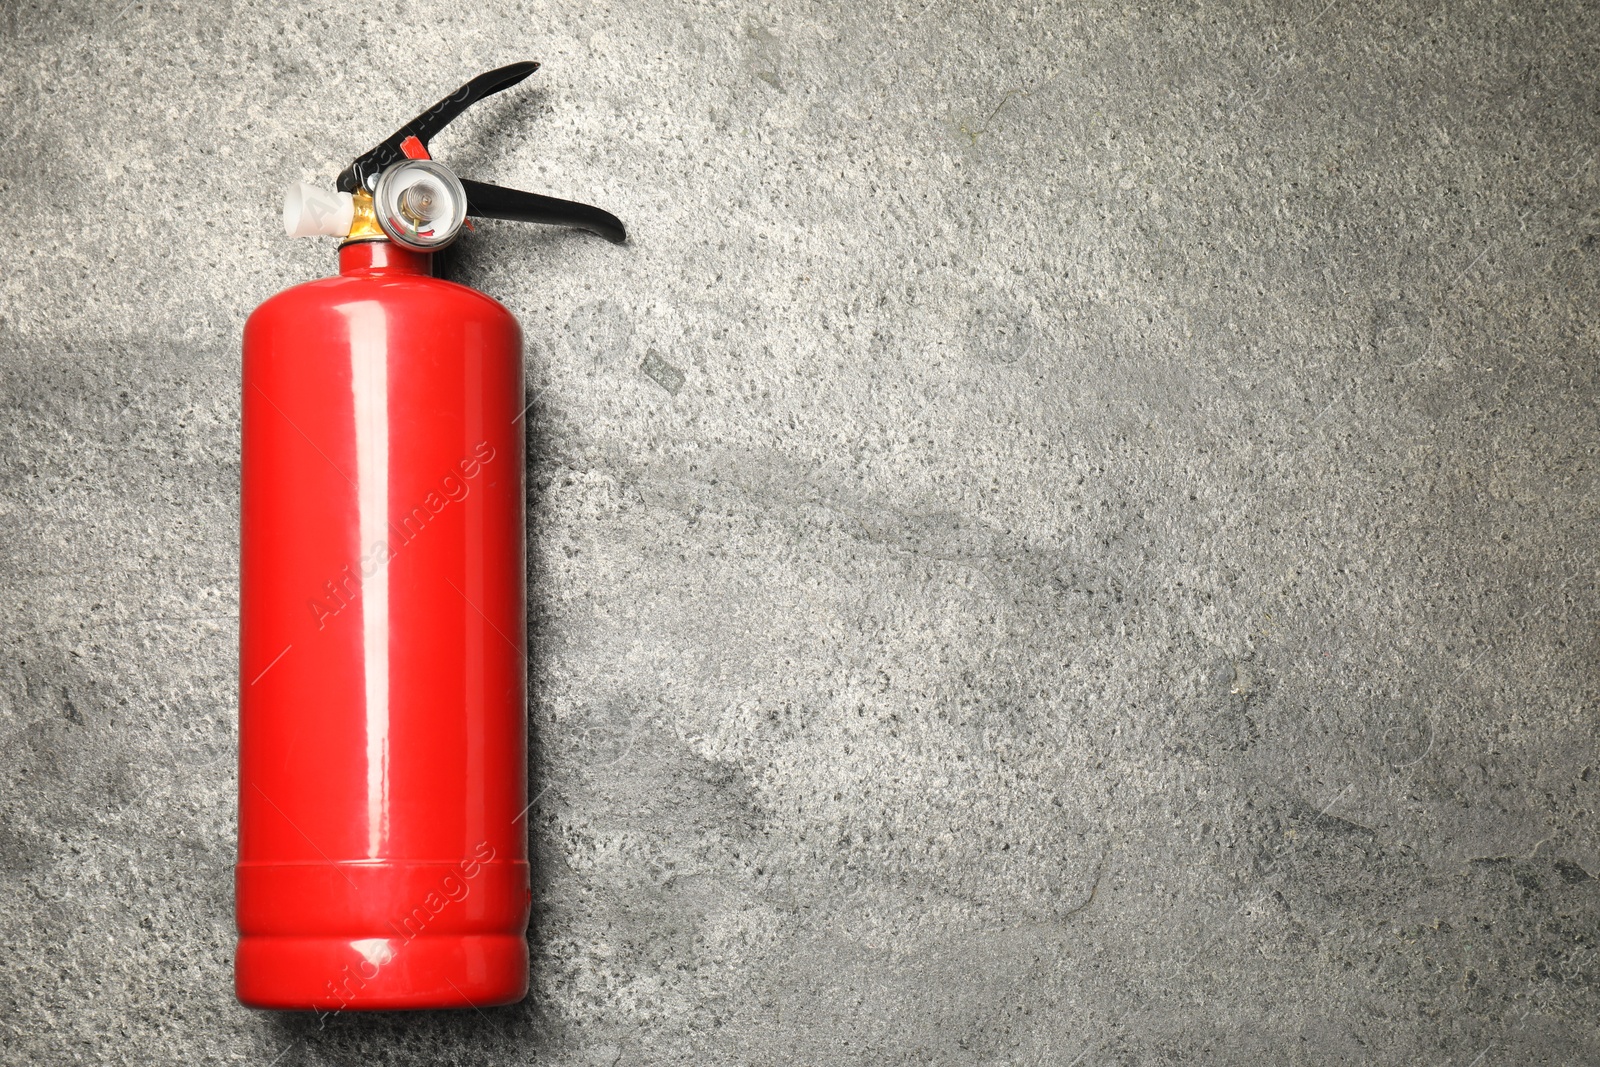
373 159 469 251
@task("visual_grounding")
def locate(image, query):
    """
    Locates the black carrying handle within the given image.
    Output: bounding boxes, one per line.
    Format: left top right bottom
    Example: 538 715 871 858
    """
338 63 539 194
462 179 627 244
336 62 626 244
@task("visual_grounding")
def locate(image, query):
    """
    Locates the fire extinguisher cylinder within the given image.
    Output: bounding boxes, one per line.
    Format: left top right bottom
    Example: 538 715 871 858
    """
237 63 625 1012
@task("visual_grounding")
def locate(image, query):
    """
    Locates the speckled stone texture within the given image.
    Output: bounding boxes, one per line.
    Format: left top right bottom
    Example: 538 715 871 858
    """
2 0 1598 1063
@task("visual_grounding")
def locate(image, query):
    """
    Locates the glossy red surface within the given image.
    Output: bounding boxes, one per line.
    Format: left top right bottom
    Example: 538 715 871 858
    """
238 240 529 1011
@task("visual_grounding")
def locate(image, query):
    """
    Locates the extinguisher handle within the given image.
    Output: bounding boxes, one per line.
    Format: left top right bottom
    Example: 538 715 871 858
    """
461 178 628 245
337 62 541 194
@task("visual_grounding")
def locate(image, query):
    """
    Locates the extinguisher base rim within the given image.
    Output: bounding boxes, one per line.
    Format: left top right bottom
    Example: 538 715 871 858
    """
235 933 529 1011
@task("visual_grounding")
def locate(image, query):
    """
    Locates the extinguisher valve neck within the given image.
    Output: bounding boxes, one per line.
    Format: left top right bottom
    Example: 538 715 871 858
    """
340 190 388 246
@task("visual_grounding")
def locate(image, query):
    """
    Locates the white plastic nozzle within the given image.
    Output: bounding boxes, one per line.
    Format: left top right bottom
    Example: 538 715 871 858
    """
283 183 355 238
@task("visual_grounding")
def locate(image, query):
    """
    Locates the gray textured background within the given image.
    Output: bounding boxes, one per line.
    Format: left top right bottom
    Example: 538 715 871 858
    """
2 0 1598 1063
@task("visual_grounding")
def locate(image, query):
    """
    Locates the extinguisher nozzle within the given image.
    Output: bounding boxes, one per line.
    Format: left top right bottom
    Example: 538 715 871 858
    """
283 183 356 238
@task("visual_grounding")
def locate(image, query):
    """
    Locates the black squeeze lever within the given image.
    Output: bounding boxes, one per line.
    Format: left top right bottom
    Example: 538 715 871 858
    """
336 62 627 245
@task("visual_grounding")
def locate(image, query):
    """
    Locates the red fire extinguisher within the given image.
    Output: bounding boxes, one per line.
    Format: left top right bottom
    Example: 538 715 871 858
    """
237 63 625 1011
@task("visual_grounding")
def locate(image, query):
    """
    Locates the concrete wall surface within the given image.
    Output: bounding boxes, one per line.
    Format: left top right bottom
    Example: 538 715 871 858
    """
1 0 1597 1063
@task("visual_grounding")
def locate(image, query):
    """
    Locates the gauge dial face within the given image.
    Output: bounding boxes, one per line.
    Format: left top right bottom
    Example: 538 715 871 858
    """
374 160 468 251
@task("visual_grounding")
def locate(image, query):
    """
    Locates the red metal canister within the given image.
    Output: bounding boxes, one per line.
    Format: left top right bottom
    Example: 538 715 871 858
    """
236 63 623 1012
237 240 528 1010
